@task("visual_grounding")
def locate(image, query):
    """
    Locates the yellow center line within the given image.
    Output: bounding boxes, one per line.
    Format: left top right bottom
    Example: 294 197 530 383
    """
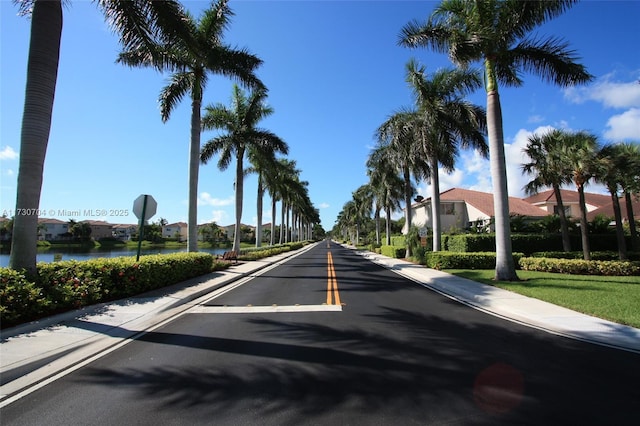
327 251 341 305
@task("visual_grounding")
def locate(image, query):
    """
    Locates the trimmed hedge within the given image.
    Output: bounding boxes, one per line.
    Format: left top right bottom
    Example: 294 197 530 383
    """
381 245 406 258
518 257 640 276
424 251 524 270
390 236 406 247
1 252 222 328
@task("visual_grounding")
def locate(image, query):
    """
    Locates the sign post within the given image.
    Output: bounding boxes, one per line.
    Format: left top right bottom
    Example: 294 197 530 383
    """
133 194 157 261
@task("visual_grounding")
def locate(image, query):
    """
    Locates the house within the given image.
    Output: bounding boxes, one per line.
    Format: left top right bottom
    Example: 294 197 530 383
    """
523 189 611 218
37 218 69 240
81 220 114 240
403 188 547 234
112 224 137 241
162 222 188 241
586 198 640 222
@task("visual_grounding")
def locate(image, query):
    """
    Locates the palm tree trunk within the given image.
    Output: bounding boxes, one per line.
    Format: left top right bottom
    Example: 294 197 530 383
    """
385 206 392 245
625 191 638 251
256 173 263 247
279 201 285 244
610 191 627 260
374 206 381 245
270 197 277 246
187 92 201 253
577 184 591 260
430 157 441 252
553 184 572 252
486 82 518 281
233 149 244 252
403 167 412 258
9 0 62 276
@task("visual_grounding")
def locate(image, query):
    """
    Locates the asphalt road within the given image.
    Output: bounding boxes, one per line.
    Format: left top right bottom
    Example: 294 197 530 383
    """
3 241 639 425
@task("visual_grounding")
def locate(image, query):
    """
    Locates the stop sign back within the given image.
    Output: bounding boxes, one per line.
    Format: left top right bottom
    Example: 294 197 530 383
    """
133 194 157 221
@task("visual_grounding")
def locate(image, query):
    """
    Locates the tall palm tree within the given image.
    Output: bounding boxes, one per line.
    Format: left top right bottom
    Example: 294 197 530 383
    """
352 184 374 245
200 84 287 252
264 158 299 246
118 0 264 253
405 59 487 251
616 142 640 251
367 145 405 246
400 0 593 280
10 0 188 275
562 130 599 260
522 129 574 252
376 110 426 257
595 143 632 260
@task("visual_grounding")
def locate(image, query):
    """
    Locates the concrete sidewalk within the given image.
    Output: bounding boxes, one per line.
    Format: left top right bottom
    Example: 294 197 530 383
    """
2 243 639 404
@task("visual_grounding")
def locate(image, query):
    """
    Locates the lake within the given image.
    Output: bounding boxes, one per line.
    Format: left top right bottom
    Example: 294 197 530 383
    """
0 246 228 267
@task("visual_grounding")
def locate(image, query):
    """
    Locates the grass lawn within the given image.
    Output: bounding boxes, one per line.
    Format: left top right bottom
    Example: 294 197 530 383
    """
446 269 640 329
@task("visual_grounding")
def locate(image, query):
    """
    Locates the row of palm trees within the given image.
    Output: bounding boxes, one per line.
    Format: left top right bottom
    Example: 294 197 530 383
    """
337 0 594 281
9 0 317 275
523 130 640 260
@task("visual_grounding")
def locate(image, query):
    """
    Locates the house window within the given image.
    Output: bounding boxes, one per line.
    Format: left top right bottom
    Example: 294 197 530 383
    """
553 205 571 216
440 203 455 215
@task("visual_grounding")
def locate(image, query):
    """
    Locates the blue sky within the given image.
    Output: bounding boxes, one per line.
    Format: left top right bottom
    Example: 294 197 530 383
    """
1 0 639 232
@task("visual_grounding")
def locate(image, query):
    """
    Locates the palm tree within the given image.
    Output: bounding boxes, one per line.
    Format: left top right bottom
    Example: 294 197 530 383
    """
522 129 573 252
595 143 633 260
405 59 487 251
118 0 264 253
367 145 405 246
263 158 299 246
376 110 426 257
616 142 640 251
10 0 188 275
352 184 375 245
400 0 593 280
563 131 599 260
200 85 287 252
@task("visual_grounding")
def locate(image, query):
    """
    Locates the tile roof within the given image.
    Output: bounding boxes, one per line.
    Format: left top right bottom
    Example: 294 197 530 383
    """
524 188 611 207
587 197 640 221
421 188 548 217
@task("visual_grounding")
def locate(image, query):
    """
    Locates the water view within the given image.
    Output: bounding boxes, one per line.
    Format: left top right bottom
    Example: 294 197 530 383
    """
0 246 228 267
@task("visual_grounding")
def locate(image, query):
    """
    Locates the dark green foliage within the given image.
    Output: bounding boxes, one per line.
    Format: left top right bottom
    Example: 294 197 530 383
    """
446 234 495 252
424 252 523 270
1 253 219 328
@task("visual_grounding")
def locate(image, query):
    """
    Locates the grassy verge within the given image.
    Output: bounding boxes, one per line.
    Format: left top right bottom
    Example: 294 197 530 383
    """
446 269 640 329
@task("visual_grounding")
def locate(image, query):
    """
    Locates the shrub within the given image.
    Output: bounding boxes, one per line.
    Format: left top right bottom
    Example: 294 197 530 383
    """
0 268 50 326
425 252 523 270
518 257 640 276
390 235 406 247
1 252 219 328
381 245 406 258
446 234 495 252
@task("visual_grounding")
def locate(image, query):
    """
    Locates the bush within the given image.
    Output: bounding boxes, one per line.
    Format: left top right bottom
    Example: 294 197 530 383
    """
446 234 495 252
1 252 220 328
519 257 640 276
390 235 406 247
381 245 406 258
0 269 50 326
424 251 523 270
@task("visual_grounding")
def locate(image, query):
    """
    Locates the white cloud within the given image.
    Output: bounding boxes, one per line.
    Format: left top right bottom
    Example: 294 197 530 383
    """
527 115 544 124
4 169 14 177
603 108 640 141
198 192 234 207
504 126 557 197
0 146 18 160
564 75 640 109
319 202 330 209
208 210 229 224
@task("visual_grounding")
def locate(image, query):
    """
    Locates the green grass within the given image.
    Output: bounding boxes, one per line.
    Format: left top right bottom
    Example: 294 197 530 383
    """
446 269 640 329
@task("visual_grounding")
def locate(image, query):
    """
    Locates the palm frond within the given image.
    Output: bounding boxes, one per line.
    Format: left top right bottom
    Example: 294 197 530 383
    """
159 71 193 122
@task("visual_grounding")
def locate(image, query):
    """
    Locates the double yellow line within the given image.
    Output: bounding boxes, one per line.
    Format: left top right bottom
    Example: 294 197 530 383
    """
326 251 341 306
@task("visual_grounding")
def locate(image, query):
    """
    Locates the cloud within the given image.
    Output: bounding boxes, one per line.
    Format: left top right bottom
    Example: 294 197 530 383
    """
198 192 234 207
527 115 544 124
319 202 330 209
504 126 556 197
564 75 640 109
208 210 229 224
0 146 18 160
603 108 640 141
